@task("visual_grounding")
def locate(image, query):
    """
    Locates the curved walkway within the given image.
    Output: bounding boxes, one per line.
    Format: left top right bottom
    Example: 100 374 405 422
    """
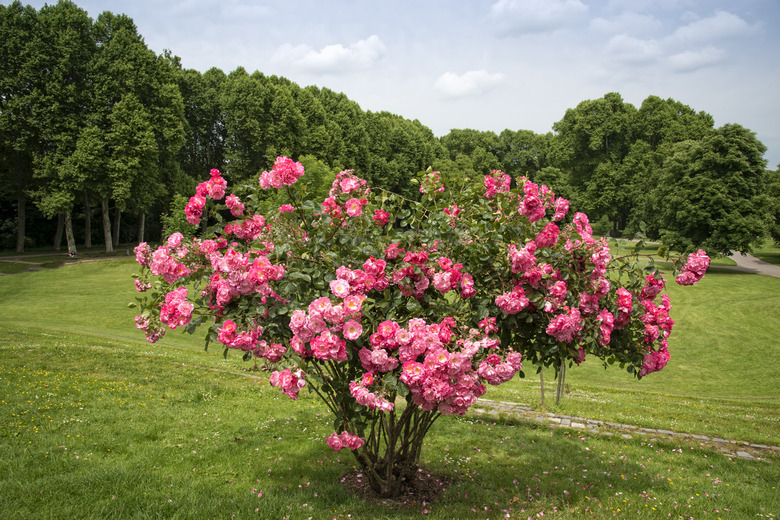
715 251 780 277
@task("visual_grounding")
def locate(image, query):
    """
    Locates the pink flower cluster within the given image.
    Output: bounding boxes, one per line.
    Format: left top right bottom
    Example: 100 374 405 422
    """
225 214 268 241
269 368 306 400
259 156 304 189
217 319 285 361
186 169 227 225
225 194 244 216
443 204 460 225
535 222 560 249
149 243 190 284
432 257 474 297
484 170 511 198
350 374 394 411
134 279 151 292
205 247 285 311
134 315 165 343
372 209 390 226
477 352 523 385
391 250 474 301
638 293 674 371
393 322 501 416
330 169 370 199
288 281 368 362
518 179 548 223
495 286 530 314
134 242 152 266
159 287 194 329
676 249 710 286
320 170 370 223
545 306 583 342
326 431 365 451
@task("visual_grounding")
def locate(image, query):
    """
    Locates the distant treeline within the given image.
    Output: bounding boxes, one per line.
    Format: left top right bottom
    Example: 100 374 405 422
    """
2 1 777 255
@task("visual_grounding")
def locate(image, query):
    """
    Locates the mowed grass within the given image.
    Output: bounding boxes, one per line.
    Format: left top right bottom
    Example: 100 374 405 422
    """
752 239 780 266
1 330 778 519
489 265 780 444
0 258 778 518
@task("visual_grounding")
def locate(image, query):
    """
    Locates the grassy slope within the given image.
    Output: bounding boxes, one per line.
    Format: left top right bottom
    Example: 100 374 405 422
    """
752 239 780 266
1 330 778 519
0 259 778 518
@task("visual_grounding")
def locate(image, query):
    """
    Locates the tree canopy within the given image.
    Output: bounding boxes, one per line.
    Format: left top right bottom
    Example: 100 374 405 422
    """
1 2 774 257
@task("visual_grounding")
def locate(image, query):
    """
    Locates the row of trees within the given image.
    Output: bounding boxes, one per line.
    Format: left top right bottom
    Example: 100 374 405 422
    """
438 93 776 255
1 0 444 255
2 1 777 256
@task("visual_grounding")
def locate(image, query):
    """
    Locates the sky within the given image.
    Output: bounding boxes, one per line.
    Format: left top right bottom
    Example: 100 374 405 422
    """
9 0 780 167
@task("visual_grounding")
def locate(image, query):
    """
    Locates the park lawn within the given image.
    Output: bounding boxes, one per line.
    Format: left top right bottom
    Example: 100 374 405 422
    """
0 329 778 519
0 257 778 518
488 266 780 444
0 258 778 443
752 238 780 266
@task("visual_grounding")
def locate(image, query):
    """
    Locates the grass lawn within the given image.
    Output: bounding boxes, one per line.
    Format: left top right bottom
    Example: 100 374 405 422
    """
0 258 778 518
752 239 780 266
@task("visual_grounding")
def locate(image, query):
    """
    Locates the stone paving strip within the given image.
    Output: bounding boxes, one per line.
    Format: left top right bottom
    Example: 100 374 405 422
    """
473 398 779 461
180 362 779 462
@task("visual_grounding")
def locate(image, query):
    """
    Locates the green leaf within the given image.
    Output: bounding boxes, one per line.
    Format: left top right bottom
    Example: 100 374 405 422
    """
288 272 312 283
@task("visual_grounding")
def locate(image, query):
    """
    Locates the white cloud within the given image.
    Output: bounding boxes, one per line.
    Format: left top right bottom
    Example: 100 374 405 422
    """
272 35 386 74
605 34 661 64
590 12 662 38
434 70 505 98
668 46 725 72
671 10 751 44
490 0 588 34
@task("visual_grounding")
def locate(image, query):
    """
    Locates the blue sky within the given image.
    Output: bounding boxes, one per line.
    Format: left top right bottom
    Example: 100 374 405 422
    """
11 0 780 167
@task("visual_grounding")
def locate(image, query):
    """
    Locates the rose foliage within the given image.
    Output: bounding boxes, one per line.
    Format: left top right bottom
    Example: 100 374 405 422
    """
131 159 708 497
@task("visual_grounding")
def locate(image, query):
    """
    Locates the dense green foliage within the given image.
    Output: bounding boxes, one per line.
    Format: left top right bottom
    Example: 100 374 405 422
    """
2 2 777 257
0 1 445 253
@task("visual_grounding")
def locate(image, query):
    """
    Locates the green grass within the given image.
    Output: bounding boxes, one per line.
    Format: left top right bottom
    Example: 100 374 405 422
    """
753 239 780 266
1 330 778 519
0 258 778 518
489 266 780 444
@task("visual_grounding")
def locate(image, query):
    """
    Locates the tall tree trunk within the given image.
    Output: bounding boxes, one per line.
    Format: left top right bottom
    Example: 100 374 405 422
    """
84 191 92 248
137 212 145 243
53 213 65 251
65 211 77 258
113 206 121 249
101 197 113 253
15 186 26 254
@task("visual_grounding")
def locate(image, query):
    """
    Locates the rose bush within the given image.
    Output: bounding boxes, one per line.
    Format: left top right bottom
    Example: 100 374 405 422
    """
131 158 708 497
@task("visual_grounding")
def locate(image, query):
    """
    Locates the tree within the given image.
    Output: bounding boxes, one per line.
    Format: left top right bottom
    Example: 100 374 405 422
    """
767 165 780 245
132 157 709 498
645 124 768 255
498 129 551 178
221 68 272 182
550 92 637 222
177 67 227 180
26 0 95 257
75 11 185 251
